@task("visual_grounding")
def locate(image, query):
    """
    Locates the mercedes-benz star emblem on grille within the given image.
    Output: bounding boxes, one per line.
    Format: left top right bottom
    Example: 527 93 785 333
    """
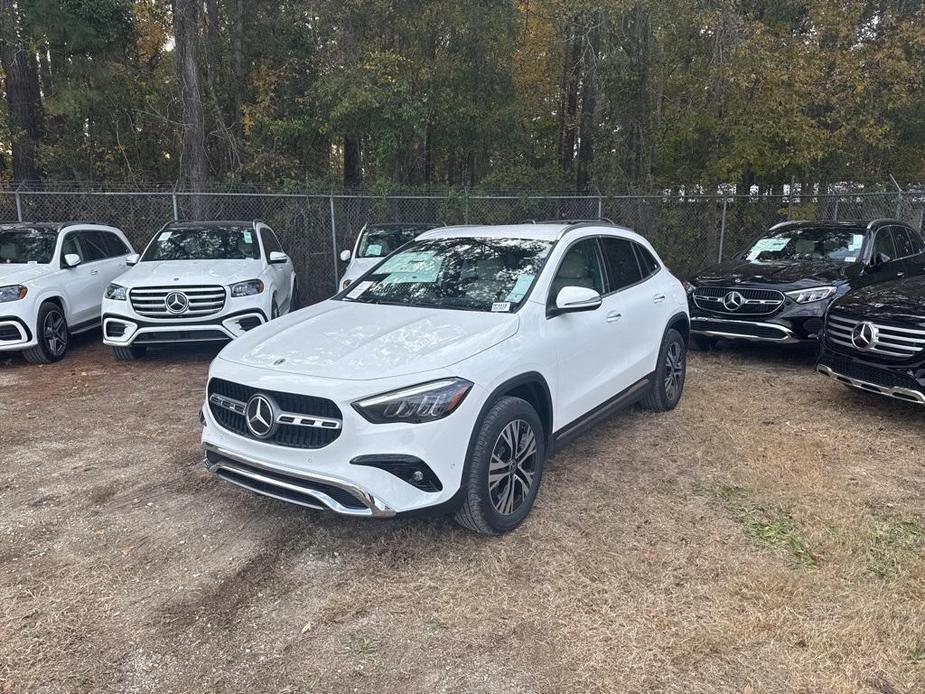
722 290 745 311
245 394 277 439
851 321 878 351
164 291 190 314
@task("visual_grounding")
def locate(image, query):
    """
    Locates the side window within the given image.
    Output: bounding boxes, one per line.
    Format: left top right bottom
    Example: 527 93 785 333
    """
101 232 130 257
633 243 660 278
908 228 925 254
79 231 108 262
550 239 605 300
60 233 83 263
891 227 916 258
871 228 897 262
600 237 643 292
260 227 283 257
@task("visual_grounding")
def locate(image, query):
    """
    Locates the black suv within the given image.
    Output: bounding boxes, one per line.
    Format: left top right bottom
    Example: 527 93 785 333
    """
817 276 925 404
686 219 925 349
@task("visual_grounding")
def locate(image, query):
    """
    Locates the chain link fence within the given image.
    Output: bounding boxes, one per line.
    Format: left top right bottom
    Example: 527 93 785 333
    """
1 186 922 305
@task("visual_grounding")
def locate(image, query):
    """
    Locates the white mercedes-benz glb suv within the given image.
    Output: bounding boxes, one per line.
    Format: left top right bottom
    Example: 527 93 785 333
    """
0 222 135 363
102 220 296 360
201 222 689 534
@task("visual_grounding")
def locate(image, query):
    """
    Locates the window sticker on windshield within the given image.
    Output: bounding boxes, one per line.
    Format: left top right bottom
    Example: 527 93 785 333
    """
243 231 253 244
491 302 511 313
379 251 442 283
158 231 173 242
346 280 374 299
845 256 857 263
848 235 864 251
366 243 383 256
506 274 535 303
748 238 789 257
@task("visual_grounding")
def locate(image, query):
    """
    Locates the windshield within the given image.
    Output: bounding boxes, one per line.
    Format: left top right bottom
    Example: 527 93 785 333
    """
0 228 58 264
744 227 865 264
340 237 552 312
356 225 435 258
141 227 260 261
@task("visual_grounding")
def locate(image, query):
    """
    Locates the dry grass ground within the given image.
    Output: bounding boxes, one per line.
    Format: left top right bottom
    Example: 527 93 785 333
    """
1 334 923 694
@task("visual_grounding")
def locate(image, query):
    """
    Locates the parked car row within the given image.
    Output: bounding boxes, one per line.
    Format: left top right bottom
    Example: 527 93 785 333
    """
685 217 925 405
0 220 296 363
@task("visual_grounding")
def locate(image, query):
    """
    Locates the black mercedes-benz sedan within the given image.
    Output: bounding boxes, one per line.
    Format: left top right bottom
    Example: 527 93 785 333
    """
686 219 925 349
817 276 925 405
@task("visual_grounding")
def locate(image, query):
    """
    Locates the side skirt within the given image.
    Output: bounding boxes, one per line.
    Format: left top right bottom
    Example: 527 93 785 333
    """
70 318 102 334
550 374 653 456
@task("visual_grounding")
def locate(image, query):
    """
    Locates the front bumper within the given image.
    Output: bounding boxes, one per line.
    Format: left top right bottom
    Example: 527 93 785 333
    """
817 347 925 405
0 299 39 351
689 296 830 344
200 357 483 516
102 301 268 347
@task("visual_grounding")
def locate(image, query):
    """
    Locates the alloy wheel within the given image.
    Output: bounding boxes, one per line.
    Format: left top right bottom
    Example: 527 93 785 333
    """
488 419 538 515
664 340 684 401
44 310 67 356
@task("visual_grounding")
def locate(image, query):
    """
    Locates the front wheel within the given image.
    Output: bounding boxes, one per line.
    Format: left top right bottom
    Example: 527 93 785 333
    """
22 302 69 364
640 327 687 412
454 396 546 535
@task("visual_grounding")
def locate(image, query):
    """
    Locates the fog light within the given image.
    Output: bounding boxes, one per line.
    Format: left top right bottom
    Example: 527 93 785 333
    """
350 455 442 492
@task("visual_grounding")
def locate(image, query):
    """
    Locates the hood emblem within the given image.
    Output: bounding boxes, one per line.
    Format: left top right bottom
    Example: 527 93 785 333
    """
851 321 878 351
164 291 190 314
723 291 745 311
245 394 278 439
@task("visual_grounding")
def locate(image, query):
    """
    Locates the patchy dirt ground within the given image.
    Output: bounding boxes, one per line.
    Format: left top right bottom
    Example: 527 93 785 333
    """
1 333 923 694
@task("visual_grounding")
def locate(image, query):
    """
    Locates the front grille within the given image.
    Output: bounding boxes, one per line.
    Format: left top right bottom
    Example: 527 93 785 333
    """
130 285 226 319
135 330 229 344
0 324 22 341
207 378 343 449
819 352 923 392
693 286 784 315
826 312 925 359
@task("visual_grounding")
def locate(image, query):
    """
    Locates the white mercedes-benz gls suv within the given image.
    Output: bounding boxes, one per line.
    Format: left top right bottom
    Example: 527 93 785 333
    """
201 222 689 534
102 220 296 360
0 222 135 363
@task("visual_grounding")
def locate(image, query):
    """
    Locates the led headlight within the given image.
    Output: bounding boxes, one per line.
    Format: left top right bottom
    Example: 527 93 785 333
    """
105 283 127 301
230 279 265 297
785 286 836 304
0 285 27 303
682 280 696 295
353 378 474 424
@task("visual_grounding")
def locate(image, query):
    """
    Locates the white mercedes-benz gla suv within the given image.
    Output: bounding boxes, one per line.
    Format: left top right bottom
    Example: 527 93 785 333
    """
201 222 689 534
102 220 296 360
0 222 135 363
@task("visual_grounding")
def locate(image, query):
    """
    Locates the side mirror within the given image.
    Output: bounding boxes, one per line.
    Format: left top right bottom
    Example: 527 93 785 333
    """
269 251 289 265
125 253 139 266
339 249 352 262
553 286 603 315
63 253 82 268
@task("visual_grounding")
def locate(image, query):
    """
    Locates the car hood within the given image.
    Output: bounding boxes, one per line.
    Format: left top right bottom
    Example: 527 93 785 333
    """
692 259 856 289
0 263 53 285
217 300 520 381
832 276 925 326
117 259 263 287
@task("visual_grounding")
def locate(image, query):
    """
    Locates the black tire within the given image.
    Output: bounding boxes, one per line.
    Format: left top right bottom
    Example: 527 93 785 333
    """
271 294 280 320
22 302 69 364
640 327 687 412
692 334 717 352
454 396 546 535
288 280 299 312
112 344 147 361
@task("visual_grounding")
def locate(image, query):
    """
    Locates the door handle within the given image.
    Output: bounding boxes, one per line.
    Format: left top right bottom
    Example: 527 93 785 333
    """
653 294 666 304
90 269 99 275
897 271 905 278
606 311 622 324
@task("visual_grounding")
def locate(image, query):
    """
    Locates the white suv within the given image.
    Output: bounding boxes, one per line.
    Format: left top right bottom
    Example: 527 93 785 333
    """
102 220 296 360
338 222 443 290
0 222 135 363
201 222 689 534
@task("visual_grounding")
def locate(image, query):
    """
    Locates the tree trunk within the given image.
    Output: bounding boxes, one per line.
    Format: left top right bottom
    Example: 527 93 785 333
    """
173 0 208 210
0 0 44 183
576 15 601 191
231 0 245 135
559 24 582 179
344 135 362 188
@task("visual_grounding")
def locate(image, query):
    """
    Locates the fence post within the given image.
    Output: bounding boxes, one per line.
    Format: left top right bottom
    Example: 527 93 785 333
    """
788 176 795 220
718 197 727 262
14 185 23 222
895 190 903 219
171 193 179 221
833 199 840 221
329 193 339 291
597 191 603 220
463 188 470 224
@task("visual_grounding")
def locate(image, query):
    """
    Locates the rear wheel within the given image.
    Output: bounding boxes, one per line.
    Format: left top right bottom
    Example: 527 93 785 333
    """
112 344 147 361
271 294 280 320
640 327 687 412
23 302 69 364
455 396 546 535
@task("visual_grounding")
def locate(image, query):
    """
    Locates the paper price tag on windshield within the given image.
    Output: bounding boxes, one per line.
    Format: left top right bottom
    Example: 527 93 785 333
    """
366 243 383 256
346 281 374 299
243 231 253 243
491 302 511 312
158 231 173 242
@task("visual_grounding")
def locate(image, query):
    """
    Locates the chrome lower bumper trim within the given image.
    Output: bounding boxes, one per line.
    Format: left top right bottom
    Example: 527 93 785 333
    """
816 364 925 405
202 442 396 517
692 318 798 343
